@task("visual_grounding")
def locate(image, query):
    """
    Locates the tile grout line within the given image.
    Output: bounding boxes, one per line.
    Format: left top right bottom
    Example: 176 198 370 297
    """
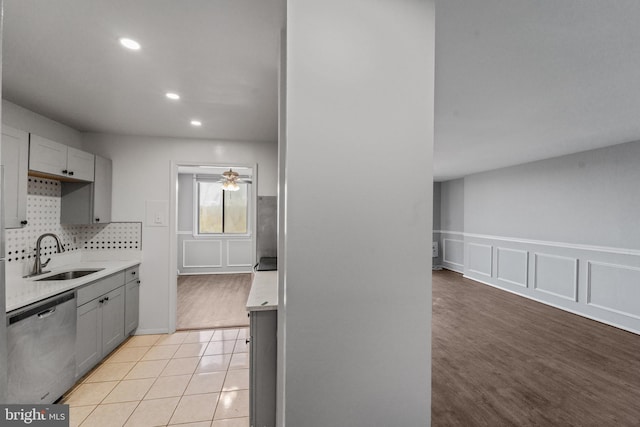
70 328 249 426
73 337 151 425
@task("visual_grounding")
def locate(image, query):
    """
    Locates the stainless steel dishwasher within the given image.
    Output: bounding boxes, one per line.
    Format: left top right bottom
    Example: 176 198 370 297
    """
6 291 77 404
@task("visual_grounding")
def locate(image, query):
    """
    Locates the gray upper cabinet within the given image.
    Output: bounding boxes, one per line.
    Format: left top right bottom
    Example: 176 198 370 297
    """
66 146 96 182
93 155 112 224
29 134 95 182
1 125 29 228
61 155 112 224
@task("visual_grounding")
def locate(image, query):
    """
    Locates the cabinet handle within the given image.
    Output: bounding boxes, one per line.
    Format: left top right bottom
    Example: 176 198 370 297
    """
131 271 136 275
95 218 100 222
68 171 74 176
245 339 250 344
62 169 68 174
99 298 104 304
136 280 141 284
20 220 28 225
104 296 109 302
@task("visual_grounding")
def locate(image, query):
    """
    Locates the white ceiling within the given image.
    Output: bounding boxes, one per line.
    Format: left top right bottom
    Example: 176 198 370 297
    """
434 0 640 180
2 0 284 142
4 1 640 180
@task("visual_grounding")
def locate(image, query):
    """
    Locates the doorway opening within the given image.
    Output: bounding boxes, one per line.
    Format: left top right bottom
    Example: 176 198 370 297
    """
171 163 257 331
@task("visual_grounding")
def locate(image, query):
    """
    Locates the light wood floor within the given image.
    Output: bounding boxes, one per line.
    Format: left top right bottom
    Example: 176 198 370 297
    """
177 273 252 330
432 269 640 426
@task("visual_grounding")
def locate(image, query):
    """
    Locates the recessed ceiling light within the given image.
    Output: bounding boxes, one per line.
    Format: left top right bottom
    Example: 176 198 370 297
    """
165 92 180 100
190 120 202 127
119 37 141 50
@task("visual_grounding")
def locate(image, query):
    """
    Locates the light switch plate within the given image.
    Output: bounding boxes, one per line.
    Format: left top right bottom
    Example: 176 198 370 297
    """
145 200 169 227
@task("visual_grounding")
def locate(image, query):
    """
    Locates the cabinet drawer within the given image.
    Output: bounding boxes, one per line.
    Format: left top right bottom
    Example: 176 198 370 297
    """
76 271 125 306
125 265 140 283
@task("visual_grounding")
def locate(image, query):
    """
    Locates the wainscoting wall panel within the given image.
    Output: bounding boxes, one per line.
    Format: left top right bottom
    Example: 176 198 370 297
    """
533 253 578 301
183 240 222 268
467 243 492 277
435 230 640 335
588 261 640 320
442 235 464 273
496 247 528 288
227 240 252 267
178 233 253 274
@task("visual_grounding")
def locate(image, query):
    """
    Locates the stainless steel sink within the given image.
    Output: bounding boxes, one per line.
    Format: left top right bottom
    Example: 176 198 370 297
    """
35 269 104 281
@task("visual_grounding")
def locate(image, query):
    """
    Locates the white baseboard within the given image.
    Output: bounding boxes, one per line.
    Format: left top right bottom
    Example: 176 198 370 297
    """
133 328 170 335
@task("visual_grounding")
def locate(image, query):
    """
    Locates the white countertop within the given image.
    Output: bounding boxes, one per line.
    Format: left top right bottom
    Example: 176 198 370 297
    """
246 270 278 311
5 251 141 313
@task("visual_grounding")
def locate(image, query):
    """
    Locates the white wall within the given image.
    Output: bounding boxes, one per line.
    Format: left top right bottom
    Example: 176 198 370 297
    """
2 100 83 148
177 174 193 232
0 7 7 403
439 140 640 334
83 133 277 333
437 178 464 271
464 141 640 248
432 182 441 230
432 182 442 265
282 1 434 425
440 178 464 232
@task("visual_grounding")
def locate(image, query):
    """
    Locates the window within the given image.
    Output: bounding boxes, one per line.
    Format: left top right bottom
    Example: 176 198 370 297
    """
197 179 249 234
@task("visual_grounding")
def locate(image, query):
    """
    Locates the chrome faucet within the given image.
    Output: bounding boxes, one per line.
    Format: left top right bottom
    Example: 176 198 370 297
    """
30 233 66 277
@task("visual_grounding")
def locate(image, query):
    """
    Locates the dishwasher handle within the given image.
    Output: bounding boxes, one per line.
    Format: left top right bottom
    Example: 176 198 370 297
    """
7 292 75 326
37 307 56 319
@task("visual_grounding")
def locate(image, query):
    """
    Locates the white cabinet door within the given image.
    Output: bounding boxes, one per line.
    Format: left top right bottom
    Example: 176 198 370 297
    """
28 134 67 177
1 126 29 228
67 147 95 182
29 134 95 182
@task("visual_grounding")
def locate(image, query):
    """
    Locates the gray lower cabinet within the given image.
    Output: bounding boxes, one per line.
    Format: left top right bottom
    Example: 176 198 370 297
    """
249 310 277 427
101 286 126 355
124 265 140 335
76 298 102 377
75 268 136 379
76 286 125 379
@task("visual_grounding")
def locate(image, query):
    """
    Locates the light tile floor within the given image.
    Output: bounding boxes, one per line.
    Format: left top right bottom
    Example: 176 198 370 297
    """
62 328 250 427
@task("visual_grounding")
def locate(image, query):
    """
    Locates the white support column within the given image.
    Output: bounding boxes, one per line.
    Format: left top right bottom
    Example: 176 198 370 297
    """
280 1 435 425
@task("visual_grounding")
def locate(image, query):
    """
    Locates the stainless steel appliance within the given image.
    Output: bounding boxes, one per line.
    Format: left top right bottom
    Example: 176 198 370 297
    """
6 291 77 403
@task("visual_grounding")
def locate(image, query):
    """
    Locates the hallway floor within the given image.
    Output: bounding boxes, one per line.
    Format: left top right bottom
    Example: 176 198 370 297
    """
432 269 640 426
177 274 252 330
62 328 250 427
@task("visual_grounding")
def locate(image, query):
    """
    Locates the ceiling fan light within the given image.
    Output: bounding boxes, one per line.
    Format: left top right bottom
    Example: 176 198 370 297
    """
222 180 240 191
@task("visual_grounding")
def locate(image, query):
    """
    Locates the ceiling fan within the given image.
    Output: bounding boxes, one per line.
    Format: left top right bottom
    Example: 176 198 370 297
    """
219 168 252 191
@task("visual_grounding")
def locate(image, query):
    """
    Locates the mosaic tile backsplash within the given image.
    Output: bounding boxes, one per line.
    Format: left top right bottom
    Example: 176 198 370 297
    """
3 178 142 263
